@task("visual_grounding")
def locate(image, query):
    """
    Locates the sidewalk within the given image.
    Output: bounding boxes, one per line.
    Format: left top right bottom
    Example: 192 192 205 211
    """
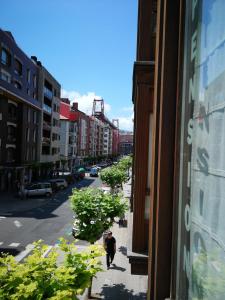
90 180 147 299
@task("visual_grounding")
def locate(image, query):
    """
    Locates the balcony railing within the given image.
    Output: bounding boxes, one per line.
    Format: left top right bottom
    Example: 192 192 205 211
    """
7 135 16 143
42 137 51 145
44 86 53 99
43 121 51 130
43 104 52 114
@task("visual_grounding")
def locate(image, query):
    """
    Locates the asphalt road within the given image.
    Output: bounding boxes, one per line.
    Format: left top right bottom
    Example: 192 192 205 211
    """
0 176 102 257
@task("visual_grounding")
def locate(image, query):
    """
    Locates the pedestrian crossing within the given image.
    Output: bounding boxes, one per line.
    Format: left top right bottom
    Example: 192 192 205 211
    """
0 241 21 248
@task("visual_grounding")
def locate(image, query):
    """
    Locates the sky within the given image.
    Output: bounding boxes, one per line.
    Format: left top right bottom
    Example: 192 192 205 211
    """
1 0 138 131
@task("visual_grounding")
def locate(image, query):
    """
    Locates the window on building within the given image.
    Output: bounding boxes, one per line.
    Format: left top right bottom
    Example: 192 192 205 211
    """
176 1 225 299
1 48 11 66
6 147 15 162
27 108 30 122
52 147 58 155
7 125 16 143
26 128 30 142
14 81 22 90
53 118 59 127
8 103 17 120
27 88 30 96
33 92 37 99
0 69 11 83
26 148 29 161
32 147 35 160
33 129 36 142
14 59 22 76
26 69 30 83
33 111 37 123
33 75 37 88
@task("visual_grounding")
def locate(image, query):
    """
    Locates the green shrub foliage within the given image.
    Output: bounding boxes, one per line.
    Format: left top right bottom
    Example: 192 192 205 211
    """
100 166 127 190
117 156 132 172
0 238 104 300
70 188 128 243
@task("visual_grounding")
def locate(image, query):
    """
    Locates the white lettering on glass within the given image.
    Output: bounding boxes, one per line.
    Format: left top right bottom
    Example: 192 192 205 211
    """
183 245 190 280
187 119 193 144
192 0 198 21
191 30 198 62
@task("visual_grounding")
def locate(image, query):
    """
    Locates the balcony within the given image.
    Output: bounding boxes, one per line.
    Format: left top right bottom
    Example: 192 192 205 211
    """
43 121 51 131
44 86 53 99
7 135 16 143
42 137 51 145
43 104 52 114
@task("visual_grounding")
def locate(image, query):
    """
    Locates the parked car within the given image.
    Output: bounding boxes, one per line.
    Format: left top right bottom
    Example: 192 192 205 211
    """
98 162 108 168
19 182 52 197
90 167 99 177
49 179 68 190
100 186 110 194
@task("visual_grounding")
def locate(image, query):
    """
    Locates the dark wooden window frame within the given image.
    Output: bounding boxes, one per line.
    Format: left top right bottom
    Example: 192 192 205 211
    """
148 0 186 299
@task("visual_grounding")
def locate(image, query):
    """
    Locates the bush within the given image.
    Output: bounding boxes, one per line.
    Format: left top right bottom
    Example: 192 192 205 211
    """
0 239 104 300
70 188 128 243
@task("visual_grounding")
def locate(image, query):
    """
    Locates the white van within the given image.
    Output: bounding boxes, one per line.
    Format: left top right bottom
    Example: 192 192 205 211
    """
90 167 99 177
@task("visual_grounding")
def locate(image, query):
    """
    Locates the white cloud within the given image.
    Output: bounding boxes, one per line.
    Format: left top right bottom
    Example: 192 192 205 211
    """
61 89 133 131
117 114 134 132
61 89 111 115
121 105 134 112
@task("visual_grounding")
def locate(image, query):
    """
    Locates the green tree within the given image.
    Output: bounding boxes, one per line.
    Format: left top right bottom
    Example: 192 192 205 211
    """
117 156 132 172
70 188 128 244
0 238 104 300
100 166 127 192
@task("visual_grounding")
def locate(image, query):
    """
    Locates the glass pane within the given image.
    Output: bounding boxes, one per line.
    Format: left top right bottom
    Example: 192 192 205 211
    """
176 1 225 299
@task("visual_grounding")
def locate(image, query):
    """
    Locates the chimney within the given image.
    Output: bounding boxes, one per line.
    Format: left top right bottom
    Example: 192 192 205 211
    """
72 102 78 110
31 56 37 62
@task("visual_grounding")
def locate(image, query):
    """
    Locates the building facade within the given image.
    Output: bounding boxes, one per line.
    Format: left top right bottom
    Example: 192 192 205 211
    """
0 30 41 190
33 59 61 167
60 99 78 170
118 132 133 155
89 116 104 158
131 1 225 300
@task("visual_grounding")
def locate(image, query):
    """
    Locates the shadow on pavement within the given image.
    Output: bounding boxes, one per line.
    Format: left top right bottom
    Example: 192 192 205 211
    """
0 248 20 257
118 246 127 256
100 283 147 300
110 263 126 272
0 178 96 219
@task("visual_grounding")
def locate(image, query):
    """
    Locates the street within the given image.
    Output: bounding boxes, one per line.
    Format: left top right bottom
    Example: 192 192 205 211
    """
0 176 102 258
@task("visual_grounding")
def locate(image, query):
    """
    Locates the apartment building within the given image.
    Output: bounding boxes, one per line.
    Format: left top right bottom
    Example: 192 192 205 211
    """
102 124 112 156
31 57 61 167
60 99 78 170
0 29 41 191
89 116 104 158
119 132 133 155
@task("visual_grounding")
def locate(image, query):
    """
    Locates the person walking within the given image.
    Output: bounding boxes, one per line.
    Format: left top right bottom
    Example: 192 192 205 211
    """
104 231 116 269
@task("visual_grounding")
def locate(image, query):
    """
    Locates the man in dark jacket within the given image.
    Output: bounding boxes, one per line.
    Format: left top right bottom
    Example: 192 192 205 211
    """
104 231 116 269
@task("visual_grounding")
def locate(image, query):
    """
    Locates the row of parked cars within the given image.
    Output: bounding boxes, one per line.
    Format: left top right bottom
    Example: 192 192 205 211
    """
19 161 115 198
19 178 69 198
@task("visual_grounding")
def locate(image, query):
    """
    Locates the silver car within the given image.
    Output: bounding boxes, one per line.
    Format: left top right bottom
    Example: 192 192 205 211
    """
21 182 52 197
49 179 68 190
